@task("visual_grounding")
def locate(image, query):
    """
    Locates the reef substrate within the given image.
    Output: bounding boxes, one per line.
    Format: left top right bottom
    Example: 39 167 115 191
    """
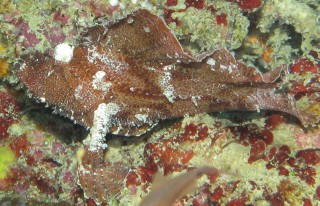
0 0 319 205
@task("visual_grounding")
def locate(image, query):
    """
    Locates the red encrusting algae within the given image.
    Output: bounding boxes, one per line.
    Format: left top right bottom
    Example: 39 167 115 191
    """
0 1 318 205
0 90 20 140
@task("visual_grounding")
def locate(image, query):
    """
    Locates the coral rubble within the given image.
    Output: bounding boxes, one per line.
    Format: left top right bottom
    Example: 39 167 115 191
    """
79 113 320 205
0 0 319 205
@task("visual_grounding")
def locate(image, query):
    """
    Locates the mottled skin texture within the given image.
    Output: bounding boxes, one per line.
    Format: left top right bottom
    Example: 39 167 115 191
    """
17 10 317 136
16 9 319 203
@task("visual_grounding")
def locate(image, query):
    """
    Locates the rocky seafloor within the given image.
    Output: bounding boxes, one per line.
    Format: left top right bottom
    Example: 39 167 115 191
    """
0 0 319 205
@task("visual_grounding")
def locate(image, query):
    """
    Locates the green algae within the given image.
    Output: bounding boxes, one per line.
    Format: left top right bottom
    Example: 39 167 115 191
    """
0 146 15 179
234 0 320 70
258 0 320 55
168 2 249 54
265 28 300 69
296 96 312 112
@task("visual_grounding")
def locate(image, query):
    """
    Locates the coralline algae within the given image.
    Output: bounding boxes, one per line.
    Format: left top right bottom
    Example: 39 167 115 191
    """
0 0 319 205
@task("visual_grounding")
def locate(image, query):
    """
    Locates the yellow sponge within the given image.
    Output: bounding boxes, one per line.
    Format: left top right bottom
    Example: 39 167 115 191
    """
0 146 15 179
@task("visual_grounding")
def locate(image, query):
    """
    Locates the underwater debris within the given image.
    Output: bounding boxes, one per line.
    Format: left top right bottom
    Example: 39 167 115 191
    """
140 166 219 206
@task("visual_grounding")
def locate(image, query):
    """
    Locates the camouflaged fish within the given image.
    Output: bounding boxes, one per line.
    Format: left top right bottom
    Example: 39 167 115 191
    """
16 9 320 204
17 9 317 140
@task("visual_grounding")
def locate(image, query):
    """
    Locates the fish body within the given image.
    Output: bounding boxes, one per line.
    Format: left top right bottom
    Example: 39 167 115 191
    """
17 9 317 136
16 9 320 204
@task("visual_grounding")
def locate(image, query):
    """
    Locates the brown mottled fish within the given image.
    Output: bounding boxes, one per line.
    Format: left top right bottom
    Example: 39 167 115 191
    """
17 9 318 137
16 9 319 204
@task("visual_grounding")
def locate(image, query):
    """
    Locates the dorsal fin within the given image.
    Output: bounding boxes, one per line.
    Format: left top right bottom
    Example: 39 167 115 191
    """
82 9 194 66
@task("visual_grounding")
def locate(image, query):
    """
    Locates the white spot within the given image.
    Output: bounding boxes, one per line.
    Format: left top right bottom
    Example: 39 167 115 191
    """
74 85 83 100
191 96 201 106
47 70 54 77
147 67 156 71
163 65 175 70
95 71 106 79
255 105 260 113
220 64 227 70
87 46 101 63
178 95 188 99
109 0 118 6
159 72 176 103
144 26 151 33
127 17 134 24
87 46 128 72
92 71 112 92
207 58 216 66
39 97 46 102
84 103 120 151
54 43 74 63
135 114 149 123
19 62 26 71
